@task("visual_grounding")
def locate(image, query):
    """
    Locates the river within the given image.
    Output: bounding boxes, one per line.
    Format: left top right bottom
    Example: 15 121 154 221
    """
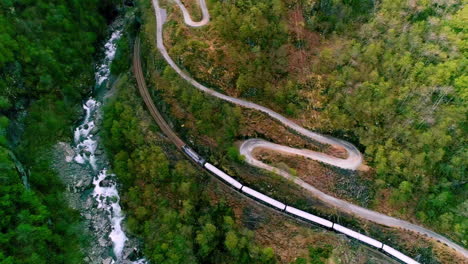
54 26 147 264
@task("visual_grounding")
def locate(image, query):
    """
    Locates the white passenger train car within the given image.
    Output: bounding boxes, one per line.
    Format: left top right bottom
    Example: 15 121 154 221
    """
333 224 383 249
358 234 383 249
382 245 420 264
285 206 333 228
181 145 419 264
241 186 286 211
204 162 243 190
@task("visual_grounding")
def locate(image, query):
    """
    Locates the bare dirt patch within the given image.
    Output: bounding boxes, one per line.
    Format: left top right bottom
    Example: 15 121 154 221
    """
239 109 349 159
286 8 321 80
252 148 373 206
239 110 321 151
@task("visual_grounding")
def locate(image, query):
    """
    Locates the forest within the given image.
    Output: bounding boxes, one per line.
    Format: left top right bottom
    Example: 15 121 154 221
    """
0 0 116 262
1 0 465 262
314 0 467 243
102 72 276 264
158 0 467 245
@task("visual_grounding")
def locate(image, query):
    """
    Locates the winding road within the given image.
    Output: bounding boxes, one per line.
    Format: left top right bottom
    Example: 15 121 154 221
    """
150 0 468 260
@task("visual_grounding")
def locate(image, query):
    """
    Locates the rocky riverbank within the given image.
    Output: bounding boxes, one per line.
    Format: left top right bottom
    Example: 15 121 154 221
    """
53 113 143 264
52 25 146 264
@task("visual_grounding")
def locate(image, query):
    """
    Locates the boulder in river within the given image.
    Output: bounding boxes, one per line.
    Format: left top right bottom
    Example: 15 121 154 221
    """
99 175 115 187
75 177 92 191
58 142 76 162
91 126 101 135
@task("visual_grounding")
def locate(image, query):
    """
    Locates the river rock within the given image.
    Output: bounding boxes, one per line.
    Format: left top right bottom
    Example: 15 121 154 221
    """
94 216 110 231
58 142 76 162
102 257 113 264
85 196 94 208
75 179 85 191
123 247 140 261
75 177 92 191
123 248 135 260
98 237 110 247
91 126 100 135
95 147 104 156
99 177 114 187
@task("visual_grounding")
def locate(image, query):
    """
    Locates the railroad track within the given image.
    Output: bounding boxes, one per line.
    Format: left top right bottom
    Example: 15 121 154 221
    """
133 37 185 149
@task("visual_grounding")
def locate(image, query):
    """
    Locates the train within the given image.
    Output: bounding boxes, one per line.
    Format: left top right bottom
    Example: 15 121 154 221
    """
182 145 206 166
181 145 419 264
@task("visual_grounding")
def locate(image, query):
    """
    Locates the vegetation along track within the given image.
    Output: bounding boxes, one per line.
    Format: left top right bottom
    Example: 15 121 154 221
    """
145 0 468 260
133 38 185 149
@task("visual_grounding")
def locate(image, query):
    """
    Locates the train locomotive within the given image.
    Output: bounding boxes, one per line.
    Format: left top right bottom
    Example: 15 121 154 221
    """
182 145 206 166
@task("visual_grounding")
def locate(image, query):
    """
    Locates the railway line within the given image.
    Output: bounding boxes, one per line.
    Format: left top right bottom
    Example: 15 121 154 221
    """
133 38 185 149
131 0 468 262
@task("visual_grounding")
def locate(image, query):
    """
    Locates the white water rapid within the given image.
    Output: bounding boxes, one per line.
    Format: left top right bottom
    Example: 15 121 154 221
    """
71 29 147 263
